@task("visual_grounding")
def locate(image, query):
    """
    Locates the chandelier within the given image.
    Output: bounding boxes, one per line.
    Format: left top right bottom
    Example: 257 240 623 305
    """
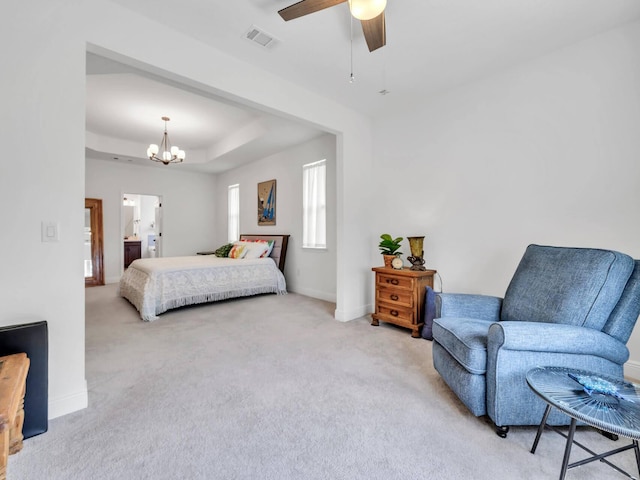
147 116 185 165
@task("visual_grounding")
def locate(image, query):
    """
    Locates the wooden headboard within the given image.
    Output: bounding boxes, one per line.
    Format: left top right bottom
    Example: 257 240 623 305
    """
240 234 290 273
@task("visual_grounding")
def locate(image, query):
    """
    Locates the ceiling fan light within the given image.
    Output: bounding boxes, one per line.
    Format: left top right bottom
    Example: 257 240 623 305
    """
148 144 159 156
170 145 179 156
349 0 386 21
178 150 186 160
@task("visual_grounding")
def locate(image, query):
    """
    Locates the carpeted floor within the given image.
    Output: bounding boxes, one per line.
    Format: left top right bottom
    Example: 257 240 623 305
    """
9 284 638 479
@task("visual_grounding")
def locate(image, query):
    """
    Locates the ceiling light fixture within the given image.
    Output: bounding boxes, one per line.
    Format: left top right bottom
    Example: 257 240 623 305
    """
147 116 185 165
348 0 386 21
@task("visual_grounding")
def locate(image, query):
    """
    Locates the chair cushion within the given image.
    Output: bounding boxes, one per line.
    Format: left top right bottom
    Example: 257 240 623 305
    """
501 245 634 330
432 317 495 375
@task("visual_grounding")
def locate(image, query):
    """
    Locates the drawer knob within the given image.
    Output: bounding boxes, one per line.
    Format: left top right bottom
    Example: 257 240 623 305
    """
387 278 399 285
390 294 399 301
390 310 399 317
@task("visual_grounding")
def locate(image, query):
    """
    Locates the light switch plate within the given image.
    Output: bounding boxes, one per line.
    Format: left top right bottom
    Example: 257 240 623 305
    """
41 221 60 242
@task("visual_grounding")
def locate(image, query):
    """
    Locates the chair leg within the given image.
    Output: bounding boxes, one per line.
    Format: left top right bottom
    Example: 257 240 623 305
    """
495 425 510 438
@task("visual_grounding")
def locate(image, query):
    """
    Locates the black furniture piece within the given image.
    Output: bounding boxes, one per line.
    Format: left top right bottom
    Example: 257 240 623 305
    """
527 366 640 480
0 321 48 439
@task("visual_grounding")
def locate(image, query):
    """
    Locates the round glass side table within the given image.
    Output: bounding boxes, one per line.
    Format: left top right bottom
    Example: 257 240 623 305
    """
527 366 640 480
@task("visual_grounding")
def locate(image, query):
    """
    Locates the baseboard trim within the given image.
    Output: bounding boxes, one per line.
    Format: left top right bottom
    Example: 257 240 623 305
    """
288 286 336 303
335 303 372 322
625 360 640 383
49 380 88 419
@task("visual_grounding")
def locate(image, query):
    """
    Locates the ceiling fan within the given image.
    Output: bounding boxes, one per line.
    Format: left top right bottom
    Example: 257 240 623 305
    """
278 0 387 52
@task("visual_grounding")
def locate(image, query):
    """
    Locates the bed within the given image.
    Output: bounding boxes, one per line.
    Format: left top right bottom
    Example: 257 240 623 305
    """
119 234 290 321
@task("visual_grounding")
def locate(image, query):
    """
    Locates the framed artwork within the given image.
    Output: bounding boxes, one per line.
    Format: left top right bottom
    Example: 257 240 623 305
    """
257 179 276 226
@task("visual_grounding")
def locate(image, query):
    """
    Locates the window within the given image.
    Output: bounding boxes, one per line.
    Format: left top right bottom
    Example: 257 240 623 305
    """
302 159 326 249
228 184 239 243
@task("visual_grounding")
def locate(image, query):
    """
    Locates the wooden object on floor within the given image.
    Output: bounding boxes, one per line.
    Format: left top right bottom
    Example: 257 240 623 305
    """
0 353 30 480
371 267 437 338
0 322 48 439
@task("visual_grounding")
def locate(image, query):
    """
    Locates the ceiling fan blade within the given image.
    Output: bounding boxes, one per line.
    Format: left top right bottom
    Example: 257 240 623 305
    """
361 11 386 52
278 0 347 21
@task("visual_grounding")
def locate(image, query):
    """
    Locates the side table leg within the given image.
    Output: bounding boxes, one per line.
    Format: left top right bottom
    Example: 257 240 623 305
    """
559 418 577 480
531 404 552 454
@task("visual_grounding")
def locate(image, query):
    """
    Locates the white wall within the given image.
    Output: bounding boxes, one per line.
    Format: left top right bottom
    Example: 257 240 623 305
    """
86 158 218 283
215 135 337 302
372 21 640 377
2 0 372 418
1 2 89 418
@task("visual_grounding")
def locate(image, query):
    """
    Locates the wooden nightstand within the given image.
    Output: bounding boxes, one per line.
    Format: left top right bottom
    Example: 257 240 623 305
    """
371 266 437 338
123 240 141 268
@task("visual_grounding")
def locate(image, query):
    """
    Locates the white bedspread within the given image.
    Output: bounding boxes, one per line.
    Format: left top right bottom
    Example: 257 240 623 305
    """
119 256 287 321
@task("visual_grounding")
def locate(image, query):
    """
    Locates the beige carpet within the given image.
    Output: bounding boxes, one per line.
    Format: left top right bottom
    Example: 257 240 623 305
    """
9 284 639 479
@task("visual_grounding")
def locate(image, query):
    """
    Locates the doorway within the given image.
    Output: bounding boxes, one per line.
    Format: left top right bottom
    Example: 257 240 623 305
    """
122 194 163 266
85 198 104 286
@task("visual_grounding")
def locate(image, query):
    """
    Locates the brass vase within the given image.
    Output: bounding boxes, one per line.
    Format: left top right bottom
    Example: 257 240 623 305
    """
407 236 426 271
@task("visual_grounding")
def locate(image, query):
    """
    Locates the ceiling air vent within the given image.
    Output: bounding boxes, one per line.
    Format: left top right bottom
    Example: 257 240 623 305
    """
244 25 278 49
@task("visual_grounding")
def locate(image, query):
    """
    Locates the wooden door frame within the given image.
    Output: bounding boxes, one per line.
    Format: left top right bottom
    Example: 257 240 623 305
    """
85 198 104 287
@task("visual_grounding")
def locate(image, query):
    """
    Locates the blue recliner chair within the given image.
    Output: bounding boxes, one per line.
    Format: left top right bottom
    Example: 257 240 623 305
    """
432 244 640 437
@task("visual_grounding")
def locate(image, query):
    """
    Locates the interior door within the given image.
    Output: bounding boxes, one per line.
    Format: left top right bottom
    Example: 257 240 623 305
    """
85 198 104 286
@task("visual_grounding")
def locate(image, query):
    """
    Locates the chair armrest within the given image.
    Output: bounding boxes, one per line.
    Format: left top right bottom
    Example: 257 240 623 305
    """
488 321 629 365
436 293 502 321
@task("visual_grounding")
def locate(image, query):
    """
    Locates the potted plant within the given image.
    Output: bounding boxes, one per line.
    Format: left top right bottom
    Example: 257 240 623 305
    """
379 234 403 268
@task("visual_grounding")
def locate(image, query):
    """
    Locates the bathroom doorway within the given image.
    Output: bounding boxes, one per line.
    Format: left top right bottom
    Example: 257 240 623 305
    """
122 194 163 264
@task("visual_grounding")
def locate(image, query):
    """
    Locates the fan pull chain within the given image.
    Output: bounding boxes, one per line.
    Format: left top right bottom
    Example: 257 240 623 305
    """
379 46 389 95
349 14 355 83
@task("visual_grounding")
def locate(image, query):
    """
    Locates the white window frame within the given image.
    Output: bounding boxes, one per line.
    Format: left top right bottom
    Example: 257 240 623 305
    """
302 159 327 249
228 184 240 243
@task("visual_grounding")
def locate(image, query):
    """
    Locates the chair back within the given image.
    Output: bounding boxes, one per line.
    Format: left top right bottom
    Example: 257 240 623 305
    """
602 260 640 343
501 245 635 331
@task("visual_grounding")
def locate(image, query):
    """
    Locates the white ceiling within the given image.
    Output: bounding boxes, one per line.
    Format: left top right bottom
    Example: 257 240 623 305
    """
87 0 640 172
86 53 326 173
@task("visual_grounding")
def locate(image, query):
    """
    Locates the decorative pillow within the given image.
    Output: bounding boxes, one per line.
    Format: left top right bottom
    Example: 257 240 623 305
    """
243 242 270 259
260 240 275 258
214 243 234 257
241 239 275 258
421 286 437 340
228 243 248 259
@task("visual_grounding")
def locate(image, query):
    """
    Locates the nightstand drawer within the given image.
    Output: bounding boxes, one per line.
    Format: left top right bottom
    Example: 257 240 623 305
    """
376 273 414 290
376 304 414 323
376 286 413 308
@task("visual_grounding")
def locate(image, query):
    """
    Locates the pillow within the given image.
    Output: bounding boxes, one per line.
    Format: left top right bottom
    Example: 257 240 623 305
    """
228 243 248 259
243 242 270 259
260 240 275 258
421 286 437 340
214 243 234 257
241 239 275 258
